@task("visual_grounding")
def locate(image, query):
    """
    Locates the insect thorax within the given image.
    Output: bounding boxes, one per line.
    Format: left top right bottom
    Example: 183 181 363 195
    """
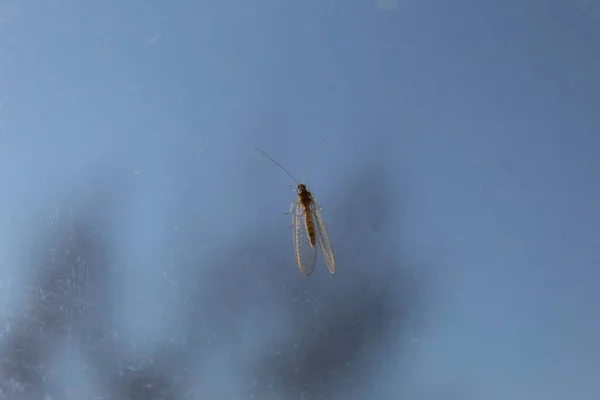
297 185 313 206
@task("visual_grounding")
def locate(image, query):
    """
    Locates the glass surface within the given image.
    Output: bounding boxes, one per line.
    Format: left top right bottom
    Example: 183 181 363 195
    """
0 1 598 399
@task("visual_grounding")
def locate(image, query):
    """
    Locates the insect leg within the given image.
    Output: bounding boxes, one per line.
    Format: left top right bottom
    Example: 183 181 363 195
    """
285 201 298 215
286 201 298 228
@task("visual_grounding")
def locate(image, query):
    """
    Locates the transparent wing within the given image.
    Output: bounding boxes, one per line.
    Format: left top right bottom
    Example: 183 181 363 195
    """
310 197 336 274
291 200 317 276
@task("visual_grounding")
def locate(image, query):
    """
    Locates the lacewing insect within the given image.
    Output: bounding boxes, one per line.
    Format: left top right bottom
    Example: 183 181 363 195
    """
255 140 336 276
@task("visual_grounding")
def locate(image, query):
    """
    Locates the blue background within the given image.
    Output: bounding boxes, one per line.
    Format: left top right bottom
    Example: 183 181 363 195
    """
0 0 599 398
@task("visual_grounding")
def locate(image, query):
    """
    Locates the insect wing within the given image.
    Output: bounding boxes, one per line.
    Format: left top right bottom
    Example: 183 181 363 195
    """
291 200 317 276
310 197 336 274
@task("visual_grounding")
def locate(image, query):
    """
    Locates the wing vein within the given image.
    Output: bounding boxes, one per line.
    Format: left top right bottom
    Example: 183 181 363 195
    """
310 198 335 274
292 201 317 275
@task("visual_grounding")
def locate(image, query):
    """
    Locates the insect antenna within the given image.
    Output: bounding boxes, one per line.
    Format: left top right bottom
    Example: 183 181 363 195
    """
255 147 300 185
300 136 328 184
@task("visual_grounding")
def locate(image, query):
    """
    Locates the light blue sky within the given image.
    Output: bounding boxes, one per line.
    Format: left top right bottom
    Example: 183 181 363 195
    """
0 0 599 399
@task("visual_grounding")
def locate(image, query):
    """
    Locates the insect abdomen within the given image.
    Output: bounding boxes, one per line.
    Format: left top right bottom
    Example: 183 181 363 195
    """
298 185 317 248
304 211 317 247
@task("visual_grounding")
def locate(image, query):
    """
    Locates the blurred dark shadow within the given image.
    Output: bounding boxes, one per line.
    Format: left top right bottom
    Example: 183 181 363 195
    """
0 177 118 400
0 154 438 399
